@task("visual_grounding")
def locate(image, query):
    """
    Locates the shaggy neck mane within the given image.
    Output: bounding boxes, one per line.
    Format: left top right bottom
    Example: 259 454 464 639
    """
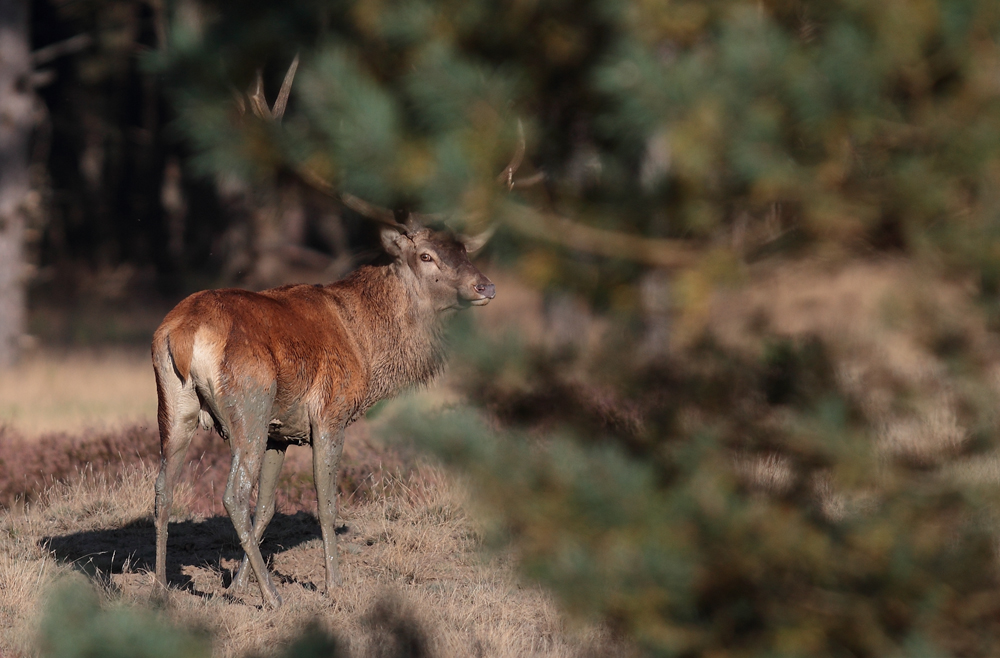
331 262 448 412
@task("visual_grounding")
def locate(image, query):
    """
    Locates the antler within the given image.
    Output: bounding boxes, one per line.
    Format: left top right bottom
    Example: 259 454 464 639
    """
497 120 525 190
236 61 681 265
454 119 534 247
271 55 299 121
238 56 413 233
245 54 300 122
495 120 547 191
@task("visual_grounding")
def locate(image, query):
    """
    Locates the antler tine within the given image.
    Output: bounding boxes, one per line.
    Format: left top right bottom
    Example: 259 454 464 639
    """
496 119 526 190
271 53 299 122
243 56 298 121
248 69 272 120
399 210 419 231
241 56 409 234
510 171 546 189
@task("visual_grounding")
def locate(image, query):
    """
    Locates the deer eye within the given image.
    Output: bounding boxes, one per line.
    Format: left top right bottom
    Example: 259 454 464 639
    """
420 253 432 262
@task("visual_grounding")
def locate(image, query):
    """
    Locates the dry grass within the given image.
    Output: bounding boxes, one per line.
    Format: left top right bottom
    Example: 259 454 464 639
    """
705 258 1000 468
0 349 157 436
0 340 614 657
0 433 614 658
0 299 620 656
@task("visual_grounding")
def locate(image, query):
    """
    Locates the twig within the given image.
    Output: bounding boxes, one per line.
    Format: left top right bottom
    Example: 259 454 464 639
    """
34 559 46 589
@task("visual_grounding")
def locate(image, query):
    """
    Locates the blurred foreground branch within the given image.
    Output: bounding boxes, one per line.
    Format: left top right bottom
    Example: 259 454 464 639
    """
299 162 699 268
296 164 397 224
501 203 698 269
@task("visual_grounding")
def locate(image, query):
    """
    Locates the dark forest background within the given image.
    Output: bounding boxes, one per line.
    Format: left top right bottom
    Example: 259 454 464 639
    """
23 0 372 346
31 1 216 285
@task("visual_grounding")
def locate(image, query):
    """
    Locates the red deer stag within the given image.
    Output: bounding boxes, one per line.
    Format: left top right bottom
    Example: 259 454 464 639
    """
152 60 511 609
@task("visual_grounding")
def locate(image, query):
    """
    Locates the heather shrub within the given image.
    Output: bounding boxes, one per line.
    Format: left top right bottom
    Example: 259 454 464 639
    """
0 424 416 515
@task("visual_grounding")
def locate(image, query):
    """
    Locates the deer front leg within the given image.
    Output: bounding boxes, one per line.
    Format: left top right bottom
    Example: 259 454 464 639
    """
229 441 286 595
312 425 346 594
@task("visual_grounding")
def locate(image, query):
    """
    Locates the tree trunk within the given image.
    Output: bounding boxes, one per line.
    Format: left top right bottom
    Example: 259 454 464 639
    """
0 0 32 367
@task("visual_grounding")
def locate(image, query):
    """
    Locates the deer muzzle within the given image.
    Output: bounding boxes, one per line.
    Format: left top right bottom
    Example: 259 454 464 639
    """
469 281 496 305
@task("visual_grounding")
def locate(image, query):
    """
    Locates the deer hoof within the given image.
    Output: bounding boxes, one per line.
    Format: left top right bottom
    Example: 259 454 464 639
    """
151 581 170 606
227 571 250 596
263 591 283 610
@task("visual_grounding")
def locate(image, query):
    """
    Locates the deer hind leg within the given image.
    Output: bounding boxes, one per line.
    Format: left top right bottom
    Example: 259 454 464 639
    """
222 395 282 609
153 355 201 593
229 440 286 594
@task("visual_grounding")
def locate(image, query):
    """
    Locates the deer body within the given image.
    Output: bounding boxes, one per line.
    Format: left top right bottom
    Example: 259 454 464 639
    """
160 267 449 435
152 225 494 608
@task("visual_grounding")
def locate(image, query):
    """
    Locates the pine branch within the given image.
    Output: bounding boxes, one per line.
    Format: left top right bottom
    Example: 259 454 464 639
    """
502 203 697 269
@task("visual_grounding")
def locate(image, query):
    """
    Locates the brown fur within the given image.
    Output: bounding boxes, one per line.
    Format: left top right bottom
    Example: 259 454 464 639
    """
152 225 494 608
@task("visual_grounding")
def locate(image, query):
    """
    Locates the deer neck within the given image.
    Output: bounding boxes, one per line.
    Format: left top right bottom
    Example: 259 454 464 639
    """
341 263 448 407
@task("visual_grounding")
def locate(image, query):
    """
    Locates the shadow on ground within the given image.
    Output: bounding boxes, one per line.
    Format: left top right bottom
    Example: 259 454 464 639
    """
40 511 345 595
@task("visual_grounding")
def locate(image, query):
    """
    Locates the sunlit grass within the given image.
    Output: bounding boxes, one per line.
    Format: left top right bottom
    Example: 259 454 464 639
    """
0 448 617 658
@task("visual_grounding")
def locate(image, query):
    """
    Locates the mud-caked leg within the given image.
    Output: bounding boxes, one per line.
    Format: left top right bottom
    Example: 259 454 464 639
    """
154 439 196 592
153 371 200 594
313 426 346 594
230 441 286 594
224 422 283 610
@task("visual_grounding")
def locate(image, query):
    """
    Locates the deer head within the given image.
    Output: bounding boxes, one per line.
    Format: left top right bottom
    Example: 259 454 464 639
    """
378 215 495 312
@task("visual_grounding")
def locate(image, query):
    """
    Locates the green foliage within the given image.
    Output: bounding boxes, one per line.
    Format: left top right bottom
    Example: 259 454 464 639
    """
385 297 1000 657
38 582 210 658
158 0 1000 295
598 0 1000 267
387 328 1000 656
156 0 631 232
245 623 345 658
36 582 434 658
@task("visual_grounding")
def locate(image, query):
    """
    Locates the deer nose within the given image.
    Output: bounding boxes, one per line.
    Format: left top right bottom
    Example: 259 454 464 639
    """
474 283 496 299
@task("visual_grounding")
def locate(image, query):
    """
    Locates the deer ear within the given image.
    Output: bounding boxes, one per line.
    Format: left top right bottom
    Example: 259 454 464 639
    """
380 225 406 257
460 226 495 254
